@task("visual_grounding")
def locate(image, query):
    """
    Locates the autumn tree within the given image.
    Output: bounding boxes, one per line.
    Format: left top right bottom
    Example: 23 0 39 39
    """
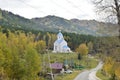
36 40 46 54
76 43 89 66
0 32 6 79
87 42 93 54
0 30 42 79
93 0 120 38
115 64 120 79
103 57 114 75
76 43 89 56
24 45 41 80
43 32 51 49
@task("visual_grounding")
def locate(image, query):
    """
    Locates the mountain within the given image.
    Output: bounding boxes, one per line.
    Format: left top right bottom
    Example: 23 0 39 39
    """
31 16 119 36
31 16 92 35
0 8 119 36
0 9 45 31
70 19 119 36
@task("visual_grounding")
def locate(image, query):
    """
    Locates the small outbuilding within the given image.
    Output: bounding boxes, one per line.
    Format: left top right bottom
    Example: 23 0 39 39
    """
51 62 63 73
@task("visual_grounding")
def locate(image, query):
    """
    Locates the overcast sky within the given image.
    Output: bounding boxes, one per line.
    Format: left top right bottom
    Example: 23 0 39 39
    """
0 0 97 20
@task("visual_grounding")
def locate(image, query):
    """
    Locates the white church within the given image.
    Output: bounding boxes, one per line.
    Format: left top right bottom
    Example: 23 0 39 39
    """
53 30 71 53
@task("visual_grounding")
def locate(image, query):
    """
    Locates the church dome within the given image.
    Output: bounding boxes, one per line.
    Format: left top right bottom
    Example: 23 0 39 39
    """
57 30 63 39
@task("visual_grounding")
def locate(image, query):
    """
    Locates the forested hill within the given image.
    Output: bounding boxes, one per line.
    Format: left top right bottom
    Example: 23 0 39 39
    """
0 8 119 36
0 9 45 31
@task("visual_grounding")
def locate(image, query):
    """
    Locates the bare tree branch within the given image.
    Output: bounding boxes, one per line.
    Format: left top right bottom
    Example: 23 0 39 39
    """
93 0 104 5
93 0 120 39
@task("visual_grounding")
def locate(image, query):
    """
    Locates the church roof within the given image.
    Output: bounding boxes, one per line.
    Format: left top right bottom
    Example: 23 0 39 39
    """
63 45 69 48
56 39 63 44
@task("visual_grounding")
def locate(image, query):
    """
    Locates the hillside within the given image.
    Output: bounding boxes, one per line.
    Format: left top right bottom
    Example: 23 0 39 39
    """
31 16 99 35
0 8 119 36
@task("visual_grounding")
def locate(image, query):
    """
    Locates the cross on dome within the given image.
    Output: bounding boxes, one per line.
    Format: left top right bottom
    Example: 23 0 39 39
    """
59 30 61 32
57 30 63 40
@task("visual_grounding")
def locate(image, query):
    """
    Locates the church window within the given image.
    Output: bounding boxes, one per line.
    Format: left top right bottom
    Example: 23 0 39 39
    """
55 46 57 50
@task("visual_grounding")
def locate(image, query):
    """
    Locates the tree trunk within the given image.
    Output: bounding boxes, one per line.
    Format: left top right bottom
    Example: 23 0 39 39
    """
114 0 120 39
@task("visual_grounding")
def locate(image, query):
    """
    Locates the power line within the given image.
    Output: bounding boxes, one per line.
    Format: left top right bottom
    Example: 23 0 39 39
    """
65 0 85 14
18 0 46 14
66 0 81 9
50 0 79 17
18 0 79 18
8 0 84 19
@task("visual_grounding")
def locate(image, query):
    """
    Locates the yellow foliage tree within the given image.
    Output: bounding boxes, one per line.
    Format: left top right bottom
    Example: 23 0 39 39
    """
115 64 120 79
0 30 41 80
87 42 93 53
76 43 88 56
36 40 46 54
103 57 114 76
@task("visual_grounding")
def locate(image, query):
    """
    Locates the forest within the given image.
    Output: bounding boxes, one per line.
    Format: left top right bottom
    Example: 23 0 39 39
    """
0 26 120 80
0 26 95 80
0 28 43 80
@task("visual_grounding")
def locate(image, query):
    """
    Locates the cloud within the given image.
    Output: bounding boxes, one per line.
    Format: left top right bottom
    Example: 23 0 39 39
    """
0 0 24 8
0 0 96 20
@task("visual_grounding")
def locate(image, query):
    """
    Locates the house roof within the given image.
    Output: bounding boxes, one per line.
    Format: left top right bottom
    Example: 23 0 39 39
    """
51 63 63 69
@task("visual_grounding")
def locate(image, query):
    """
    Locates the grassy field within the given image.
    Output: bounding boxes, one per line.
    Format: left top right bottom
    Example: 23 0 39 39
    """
54 70 81 80
43 52 77 63
96 70 110 80
43 52 98 68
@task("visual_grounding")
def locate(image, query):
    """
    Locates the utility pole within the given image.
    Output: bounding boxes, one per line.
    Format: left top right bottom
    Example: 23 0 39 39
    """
47 50 54 80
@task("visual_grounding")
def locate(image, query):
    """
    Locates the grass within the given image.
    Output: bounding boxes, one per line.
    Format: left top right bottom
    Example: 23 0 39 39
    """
43 52 98 68
55 70 80 80
41 52 98 80
96 70 110 80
